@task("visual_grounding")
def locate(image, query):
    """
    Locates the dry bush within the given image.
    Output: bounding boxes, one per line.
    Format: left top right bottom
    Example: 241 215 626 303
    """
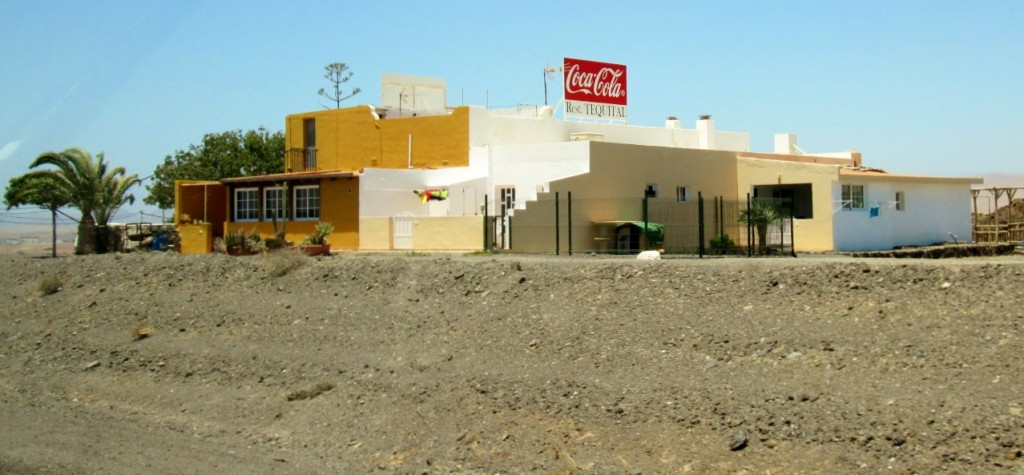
38 275 64 295
286 382 334 401
266 247 308 277
133 324 154 340
212 237 227 254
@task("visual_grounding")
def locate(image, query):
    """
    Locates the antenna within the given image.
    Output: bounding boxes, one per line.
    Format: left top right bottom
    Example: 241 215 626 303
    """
543 61 562 106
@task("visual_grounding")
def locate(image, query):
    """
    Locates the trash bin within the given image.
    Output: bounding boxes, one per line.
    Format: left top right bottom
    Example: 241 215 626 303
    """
152 234 169 251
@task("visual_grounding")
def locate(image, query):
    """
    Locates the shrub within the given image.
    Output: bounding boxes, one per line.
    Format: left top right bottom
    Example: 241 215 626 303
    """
266 247 307 277
224 228 247 248
286 382 334 401
38 275 64 295
212 237 227 254
710 234 736 253
301 221 334 245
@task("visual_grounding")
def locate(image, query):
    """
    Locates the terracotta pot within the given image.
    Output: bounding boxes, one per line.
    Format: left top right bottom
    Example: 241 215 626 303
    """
227 246 256 256
297 244 331 256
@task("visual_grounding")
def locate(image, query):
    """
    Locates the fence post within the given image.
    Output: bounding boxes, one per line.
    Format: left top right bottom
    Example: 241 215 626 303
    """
642 189 649 250
746 193 753 257
568 191 573 256
719 195 726 239
713 196 719 242
555 191 560 256
483 194 489 251
698 191 705 258
789 205 797 257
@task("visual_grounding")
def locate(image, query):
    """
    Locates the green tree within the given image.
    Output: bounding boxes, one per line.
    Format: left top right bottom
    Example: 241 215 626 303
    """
4 174 71 258
739 199 782 255
28 148 140 255
144 128 284 210
317 62 361 108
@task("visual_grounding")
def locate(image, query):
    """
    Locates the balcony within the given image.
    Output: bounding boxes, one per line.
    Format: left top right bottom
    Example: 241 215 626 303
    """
287 148 317 172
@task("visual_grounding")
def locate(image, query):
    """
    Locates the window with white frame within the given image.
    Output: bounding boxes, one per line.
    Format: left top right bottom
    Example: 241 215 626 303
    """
841 184 865 210
895 191 905 211
293 185 320 220
234 188 259 221
264 187 286 221
676 186 690 202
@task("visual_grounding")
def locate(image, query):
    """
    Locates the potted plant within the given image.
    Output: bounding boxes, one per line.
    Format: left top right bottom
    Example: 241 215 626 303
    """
225 229 264 256
298 221 333 256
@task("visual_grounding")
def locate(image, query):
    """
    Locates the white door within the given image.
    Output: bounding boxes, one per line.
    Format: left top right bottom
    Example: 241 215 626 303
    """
393 216 413 250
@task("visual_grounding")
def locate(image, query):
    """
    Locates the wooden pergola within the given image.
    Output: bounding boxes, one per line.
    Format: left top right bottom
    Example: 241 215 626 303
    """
972 186 1024 243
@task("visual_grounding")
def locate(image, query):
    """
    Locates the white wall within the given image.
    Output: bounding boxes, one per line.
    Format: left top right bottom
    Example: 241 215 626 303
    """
832 179 974 251
467 106 748 151
359 163 489 217
486 141 591 214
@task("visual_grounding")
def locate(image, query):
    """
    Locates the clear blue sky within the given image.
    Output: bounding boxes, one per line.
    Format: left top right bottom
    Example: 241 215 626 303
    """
2 0 1022 226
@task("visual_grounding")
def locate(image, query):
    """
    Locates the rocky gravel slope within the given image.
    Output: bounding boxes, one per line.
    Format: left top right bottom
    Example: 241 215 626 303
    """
1 252 1023 474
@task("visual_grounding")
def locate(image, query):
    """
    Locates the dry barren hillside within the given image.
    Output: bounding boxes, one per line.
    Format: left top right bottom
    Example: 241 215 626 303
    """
1 251 1023 474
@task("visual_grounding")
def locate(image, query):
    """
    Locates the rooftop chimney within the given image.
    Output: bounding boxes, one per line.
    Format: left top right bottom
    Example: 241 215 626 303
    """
697 115 715 149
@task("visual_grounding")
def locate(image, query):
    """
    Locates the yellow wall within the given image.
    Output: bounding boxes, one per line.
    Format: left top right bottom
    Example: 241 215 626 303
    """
411 216 483 251
359 217 391 250
220 176 360 250
320 176 360 249
736 156 838 252
285 105 471 171
178 223 212 254
357 216 483 251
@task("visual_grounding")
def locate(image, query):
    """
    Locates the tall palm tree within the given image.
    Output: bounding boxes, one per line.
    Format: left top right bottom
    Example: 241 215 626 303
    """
739 199 782 255
95 172 142 226
28 148 140 254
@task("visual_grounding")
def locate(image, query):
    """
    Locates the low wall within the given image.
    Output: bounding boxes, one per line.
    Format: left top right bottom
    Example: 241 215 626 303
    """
359 216 483 251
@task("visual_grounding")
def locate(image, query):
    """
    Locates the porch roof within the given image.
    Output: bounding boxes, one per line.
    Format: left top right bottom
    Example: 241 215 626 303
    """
220 169 358 184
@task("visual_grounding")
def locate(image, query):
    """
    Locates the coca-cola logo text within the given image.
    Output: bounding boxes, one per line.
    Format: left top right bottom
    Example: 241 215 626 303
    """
563 58 627 106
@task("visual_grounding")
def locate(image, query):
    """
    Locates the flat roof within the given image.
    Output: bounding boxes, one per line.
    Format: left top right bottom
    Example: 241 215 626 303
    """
220 170 358 184
840 168 982 184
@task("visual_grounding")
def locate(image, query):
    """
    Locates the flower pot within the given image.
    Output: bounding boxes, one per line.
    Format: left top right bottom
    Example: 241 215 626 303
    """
227 246 257 256
298 244 331 256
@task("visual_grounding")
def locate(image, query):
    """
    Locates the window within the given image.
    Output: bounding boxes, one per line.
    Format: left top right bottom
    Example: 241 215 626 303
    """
263 187 286 221
676 186 690 202
294 185 320 220
842 184 865 210
645 184 658 198
234 188 259 221
895 191 905 211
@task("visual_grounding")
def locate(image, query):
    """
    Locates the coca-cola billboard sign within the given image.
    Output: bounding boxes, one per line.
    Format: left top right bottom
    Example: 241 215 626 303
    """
563 57 628 120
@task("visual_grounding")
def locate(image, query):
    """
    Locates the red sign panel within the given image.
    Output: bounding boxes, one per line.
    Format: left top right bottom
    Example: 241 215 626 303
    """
563 58 627 106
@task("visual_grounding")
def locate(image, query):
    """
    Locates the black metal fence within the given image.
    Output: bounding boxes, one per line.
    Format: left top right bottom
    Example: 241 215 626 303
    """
492 192 795 257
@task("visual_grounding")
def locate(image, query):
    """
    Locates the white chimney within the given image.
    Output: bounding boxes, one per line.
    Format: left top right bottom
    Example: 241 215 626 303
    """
696 115 715 150
774 133 800 155
665 116 680 129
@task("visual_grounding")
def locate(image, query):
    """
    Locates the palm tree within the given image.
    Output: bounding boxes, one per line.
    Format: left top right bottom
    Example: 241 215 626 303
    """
739 199 782 255
95 172 142 226
28 148 140 254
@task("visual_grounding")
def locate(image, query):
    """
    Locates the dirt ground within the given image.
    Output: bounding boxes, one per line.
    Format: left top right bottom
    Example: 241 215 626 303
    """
1 250 1023 474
